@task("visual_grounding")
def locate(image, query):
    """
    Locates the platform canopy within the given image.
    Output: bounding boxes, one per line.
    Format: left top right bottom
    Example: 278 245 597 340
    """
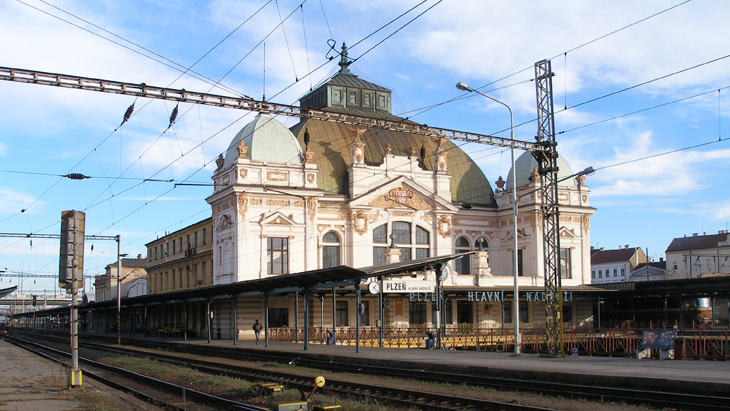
14 252 473 317
0 286 17 299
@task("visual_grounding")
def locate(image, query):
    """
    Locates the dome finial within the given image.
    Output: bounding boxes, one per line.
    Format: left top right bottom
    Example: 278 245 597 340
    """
338 42 353 75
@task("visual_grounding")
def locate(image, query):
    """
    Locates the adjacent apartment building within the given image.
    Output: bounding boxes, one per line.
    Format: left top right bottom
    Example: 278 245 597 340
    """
665 231 730 279
590 246 647 284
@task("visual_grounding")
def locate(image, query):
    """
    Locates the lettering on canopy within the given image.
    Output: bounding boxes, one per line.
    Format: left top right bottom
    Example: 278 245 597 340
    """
383 280 435 293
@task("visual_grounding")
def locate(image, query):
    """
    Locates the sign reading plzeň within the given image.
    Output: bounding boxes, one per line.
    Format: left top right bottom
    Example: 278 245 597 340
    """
383 280 435 293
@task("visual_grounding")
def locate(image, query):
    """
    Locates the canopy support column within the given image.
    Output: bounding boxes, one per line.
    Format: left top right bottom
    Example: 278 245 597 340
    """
304 288 310 351
231 295 237 345
264 292 270 347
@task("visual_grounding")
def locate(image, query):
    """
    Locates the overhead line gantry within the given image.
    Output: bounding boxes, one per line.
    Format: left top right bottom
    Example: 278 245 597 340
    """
0 63 565 355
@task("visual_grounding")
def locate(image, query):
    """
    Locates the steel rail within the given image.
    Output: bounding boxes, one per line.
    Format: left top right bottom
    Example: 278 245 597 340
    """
69 333 730 411
17 332 556 411
5 335 266 411
0 66 543 152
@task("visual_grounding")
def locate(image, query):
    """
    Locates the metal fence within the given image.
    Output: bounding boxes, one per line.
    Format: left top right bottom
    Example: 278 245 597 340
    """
267 324 729 360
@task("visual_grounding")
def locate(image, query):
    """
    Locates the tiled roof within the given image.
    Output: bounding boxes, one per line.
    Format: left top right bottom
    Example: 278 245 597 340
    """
665 233 730 253
591 248 638 265
325 73 391 92
633 261 666 271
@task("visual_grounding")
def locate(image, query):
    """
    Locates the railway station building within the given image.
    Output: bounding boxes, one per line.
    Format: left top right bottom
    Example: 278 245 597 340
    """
135 56 598 341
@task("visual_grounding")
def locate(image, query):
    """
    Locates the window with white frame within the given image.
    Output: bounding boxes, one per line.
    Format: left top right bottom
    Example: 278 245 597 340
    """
266 237 289 274
322 231 341 268
560 248 571 279
372 222 431 264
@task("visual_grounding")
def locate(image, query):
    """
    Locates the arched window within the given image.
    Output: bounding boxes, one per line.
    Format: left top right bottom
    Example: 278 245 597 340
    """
475 237 488 250
322 231 341 268
372 223 431 264
373 224 387 265
455 237 471 275
415 226 430 259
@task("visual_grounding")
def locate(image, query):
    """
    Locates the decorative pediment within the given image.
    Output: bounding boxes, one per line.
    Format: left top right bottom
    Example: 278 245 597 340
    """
216 214 232 231
261 212 297 226
559 226 578 238
349 176 457 213
369 186 431 211
503 228 528 241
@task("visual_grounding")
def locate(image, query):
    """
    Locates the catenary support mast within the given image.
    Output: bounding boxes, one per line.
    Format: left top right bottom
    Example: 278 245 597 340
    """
534 60 563 356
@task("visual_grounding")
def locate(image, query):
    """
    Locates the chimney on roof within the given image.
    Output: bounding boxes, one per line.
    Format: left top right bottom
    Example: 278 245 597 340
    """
625 244 629 249
703 232 706 236
684 234 687 238
138 254 142 259
591 246 595 251
693 233 698 237
660 257 664 262
600 247 605 251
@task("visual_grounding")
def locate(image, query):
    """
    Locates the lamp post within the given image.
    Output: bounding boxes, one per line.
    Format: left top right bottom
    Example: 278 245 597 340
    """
116 234 127 345
456 82 521 354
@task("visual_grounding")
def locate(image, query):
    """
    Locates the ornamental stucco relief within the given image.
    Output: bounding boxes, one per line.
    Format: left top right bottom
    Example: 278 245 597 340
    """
369 187 431 211
352 210 369 236
437 215 452 238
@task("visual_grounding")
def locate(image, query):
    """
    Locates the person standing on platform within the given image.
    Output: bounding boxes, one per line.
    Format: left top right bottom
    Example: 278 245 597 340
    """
253 319 262 345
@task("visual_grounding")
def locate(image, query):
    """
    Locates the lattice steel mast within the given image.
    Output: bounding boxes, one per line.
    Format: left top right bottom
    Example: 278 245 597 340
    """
534 60 563 356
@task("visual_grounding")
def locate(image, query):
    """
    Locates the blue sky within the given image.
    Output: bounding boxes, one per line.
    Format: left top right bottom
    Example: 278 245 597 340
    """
1 0 729 296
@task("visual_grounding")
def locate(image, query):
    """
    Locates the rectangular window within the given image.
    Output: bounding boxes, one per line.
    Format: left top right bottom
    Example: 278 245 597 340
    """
360 301 370 326
186 235 190 250
267 308 289 328
563 305 573 323
409 301 427 324
455 254 471 275
323 245 340 268
373 247 387 265
194 231 198 247
432 301 454 324
457 300 473 323
336 301 348 326
267 237 289 274
708 259 712 269
202 228 207 245
560 248 571 279
591 270 595 278
179 237 183 252
518 249 524 277
416 248 430 259
400 248 412 261
503 301 527 323
599 270 602 278
202 261 207 284
613 268 618 277
172 239 176 254
621 268 625 276
392 222 411 244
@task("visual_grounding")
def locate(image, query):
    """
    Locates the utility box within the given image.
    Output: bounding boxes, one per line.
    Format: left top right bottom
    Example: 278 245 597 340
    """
271 401 307 411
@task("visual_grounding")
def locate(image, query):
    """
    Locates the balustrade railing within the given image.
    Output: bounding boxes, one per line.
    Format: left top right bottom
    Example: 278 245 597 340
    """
265 323 729 360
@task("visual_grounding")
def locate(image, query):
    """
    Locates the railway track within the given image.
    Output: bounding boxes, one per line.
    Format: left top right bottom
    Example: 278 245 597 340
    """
13 331 730 411
4 335 268 411
10 333 556 410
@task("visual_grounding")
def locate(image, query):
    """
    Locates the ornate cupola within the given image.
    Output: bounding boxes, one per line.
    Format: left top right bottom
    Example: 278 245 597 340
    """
299 42 392 114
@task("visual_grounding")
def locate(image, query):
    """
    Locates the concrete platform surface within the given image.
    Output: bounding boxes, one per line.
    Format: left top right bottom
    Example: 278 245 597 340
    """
0 338 162 411
164 337 730 394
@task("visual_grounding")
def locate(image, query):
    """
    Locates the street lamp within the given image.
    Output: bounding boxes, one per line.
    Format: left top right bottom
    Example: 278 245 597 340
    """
456 81 521 354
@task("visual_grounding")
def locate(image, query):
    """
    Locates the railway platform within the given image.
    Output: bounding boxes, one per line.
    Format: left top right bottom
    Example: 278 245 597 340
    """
151 335 730 395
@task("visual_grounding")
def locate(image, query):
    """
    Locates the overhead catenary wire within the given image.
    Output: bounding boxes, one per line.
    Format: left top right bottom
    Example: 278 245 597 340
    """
5 0 273 223
19 0 255 98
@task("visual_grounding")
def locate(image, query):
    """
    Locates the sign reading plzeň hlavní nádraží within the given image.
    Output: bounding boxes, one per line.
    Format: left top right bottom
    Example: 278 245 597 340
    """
404 290 574 302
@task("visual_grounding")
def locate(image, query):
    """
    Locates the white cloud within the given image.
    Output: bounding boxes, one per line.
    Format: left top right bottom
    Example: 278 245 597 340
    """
0 188 41 214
